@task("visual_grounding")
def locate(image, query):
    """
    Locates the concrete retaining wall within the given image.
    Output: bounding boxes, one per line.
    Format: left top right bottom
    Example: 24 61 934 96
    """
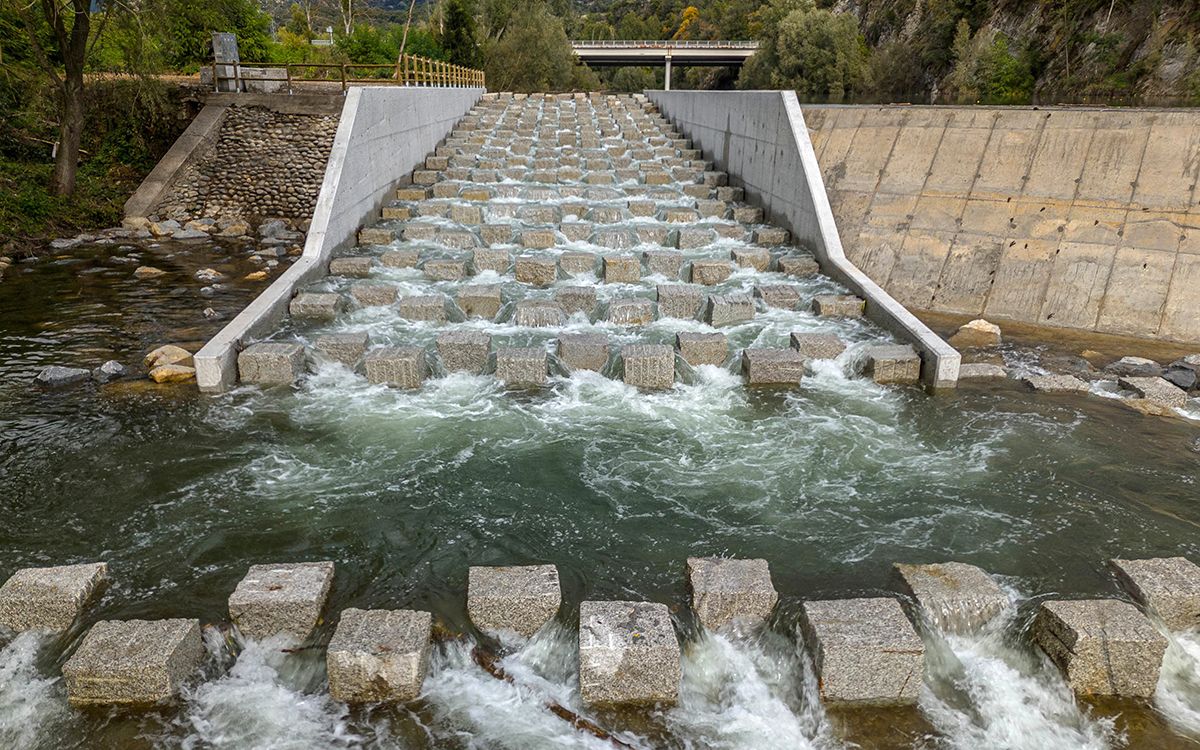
647 91 960 388
195 86 484 392
124 104 228 220
806 106 1200 345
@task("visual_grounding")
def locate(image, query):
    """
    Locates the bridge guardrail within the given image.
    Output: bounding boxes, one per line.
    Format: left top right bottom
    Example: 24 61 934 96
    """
211 53 485 95
569 40 758 49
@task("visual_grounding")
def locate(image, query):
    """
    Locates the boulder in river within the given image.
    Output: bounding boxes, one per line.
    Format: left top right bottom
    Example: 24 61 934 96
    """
133 266 166 280
948 319 1002 349
1104 356 1162 378
92 360 127 383
35 366 91 387
148 364 196 383
144 344 193 369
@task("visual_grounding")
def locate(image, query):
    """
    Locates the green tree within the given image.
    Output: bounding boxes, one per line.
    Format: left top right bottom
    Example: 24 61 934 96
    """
484 2 597 92
286 4 313 40
442 0 480 68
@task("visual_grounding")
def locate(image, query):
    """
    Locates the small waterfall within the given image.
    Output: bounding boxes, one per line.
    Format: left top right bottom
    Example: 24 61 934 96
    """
1155 630 1200 737
0 633 65 750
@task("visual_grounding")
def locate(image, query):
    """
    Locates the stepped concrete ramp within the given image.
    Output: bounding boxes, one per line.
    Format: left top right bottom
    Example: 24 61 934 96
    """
806 105 1200 346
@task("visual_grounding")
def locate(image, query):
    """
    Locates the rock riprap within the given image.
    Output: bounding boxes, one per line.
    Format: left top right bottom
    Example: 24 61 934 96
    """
1110 556 1200 631
1032 599 1166 697
228 561 334 644
0 562 108 632
62 619 204 707
326 608 432 703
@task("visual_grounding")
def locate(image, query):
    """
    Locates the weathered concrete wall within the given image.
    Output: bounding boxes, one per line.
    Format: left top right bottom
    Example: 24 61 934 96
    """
195 86 485 392
806 106 1200 345
123 104 228 220
648 90 960 388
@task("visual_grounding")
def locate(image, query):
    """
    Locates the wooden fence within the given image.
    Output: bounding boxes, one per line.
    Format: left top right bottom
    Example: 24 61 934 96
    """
212 54 485 94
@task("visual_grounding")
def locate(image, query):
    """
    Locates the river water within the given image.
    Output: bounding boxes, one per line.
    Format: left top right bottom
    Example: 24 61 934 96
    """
2 239 1200 748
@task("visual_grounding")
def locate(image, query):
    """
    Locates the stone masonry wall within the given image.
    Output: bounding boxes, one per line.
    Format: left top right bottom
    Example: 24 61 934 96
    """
156 105 339 223
806 106 1200 345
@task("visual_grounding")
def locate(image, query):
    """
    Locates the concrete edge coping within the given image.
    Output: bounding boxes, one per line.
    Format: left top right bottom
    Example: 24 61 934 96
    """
193 86 485 392
123 104 228 219
644 89 961 389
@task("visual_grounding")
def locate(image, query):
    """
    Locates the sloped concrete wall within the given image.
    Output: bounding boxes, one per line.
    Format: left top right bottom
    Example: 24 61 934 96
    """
806 106 1200 345
648 90 960 388
195 86 484 392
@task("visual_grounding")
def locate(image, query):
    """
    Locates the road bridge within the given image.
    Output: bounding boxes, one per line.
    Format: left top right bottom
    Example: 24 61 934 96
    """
570 40 758 90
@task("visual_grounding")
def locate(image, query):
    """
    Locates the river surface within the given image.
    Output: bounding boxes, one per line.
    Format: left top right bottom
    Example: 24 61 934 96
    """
2 240 1200 749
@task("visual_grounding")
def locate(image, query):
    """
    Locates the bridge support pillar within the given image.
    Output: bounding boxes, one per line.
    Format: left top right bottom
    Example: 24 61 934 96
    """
665 53 672 91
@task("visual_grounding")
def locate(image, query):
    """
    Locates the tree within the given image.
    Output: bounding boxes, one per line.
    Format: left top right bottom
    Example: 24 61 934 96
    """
441 0 479 68
484 2 597 92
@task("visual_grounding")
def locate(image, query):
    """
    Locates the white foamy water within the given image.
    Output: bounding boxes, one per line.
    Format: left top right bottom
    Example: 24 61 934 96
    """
1155 629 1200 738
0 632 66 749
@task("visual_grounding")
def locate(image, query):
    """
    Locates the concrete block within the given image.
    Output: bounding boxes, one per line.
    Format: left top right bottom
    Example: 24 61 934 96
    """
350 282 399 308
553 331 610 371
1118 376 1188 409
691 260 732 286
457 284 502 319
812 295 865 318
0 562 108 633
778 256 821 277
560 251 597 276
753 227 791 246
496 347 548 387
578 601 680 707
329 257 374 278
560 222 593 242
622 345 675 389
381 250 420 269
480 225 514 246
603 255 641 283
515 256 558 286
358 227 395 245
866 344 922 385
607 298 655 325
754 284 801 309
467 565 561 639
327 608 431 704
62 619 204 707
894 562 1009 635
519 230 556 250
958 363 1008 380
1033 599 1166 697
687 557 778 632
1110 556 1200 631
228 561 335 644
637 226 673 247
555 286 597 317
365 347 427 389
801 598 924 705
733 206 764 223
789 332 846 361
706 293 754 327
290 292 342 321
437 331 491 374
732 248 771 272
314 332 369 369
742 349 805 386
657 285 703 320
472 248 511 275
675 332 728 367
397 295 447 323
1021 374 1090 394
643 250 683 278
513 300 568 327
424 259 467 281
238 342 306 386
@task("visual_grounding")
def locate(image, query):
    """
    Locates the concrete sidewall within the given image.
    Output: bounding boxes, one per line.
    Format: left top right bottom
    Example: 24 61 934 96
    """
646 90 960 388
194 86 485 392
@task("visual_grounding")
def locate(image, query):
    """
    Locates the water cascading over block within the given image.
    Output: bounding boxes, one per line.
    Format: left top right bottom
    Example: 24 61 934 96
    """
349 282 399 308
467 564 562 639
812 294 865 318
519 230 556 251
472 248 512 274
515 256 558 286
559 251 597 276
801 597 925 705
238 342 306 386
0 562 108 632
675 332 728 367
436 331 491 374
706 293 754 327
398 294 447 322
457 284 502 319
290 292 342 321
690 260 732 286
622 344 675 389
753 227 790 246
513 300 568 327
496 347 548 387
1110 557 1200 631
754 284 802 310
790 332 847 362
893 562 1009 635
742 349 805 386
687 557 778 632
62 618 204 707
365 347 427 389
424 259 467 282
578 600 681 707
314 332 370 369
381 249 419 269
643 250 684 278
557 334 609 372
357 227 395 245
603 255 641 283
329 256 375 278
1118 376 1189 409
732 248 771 272
555 286 597 317
866 344 922 385
1021 374 1090 394
607 298 655 326
1032 599 1166 697
657 285 703 320
228 561 334 644
326 608 432 704
778 255 821 277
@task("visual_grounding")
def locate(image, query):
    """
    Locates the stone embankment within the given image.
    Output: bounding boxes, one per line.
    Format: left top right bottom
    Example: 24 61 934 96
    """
1 554 1195 711
806 106 1200 347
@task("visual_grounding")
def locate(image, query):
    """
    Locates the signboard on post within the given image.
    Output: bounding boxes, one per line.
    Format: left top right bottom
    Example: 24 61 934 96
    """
212 33 240 92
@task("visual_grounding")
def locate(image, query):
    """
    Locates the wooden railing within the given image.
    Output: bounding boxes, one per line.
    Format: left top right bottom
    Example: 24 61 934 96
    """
212 54 485 94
